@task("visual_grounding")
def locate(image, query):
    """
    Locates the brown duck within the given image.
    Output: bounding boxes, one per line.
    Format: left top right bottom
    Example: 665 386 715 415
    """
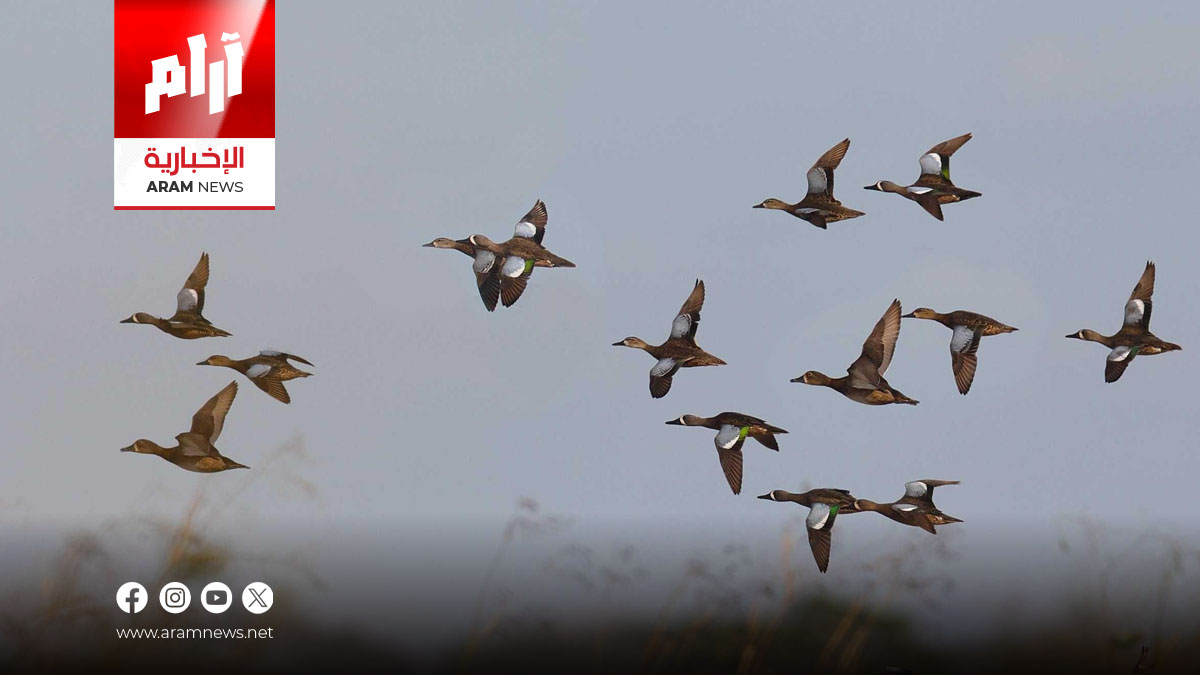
613 279 727 398
121 252 232 339
1066 261 1181 382
423 201 558 311
792 299 918 405
754 138 865 229
864 133 981 221
758 489 858 573
666 413 787 494
198 351 314 404
467 200 575 308
903 308 1018 394
853 479 962 533
120 381 248 472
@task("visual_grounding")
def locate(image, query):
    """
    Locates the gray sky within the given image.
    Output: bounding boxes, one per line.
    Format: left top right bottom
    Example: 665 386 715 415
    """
2 0 1199 605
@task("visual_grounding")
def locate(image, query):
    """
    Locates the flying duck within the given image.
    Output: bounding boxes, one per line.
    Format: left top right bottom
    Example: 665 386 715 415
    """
853 479 962 533
753 138 866 229
1066 261 1181 382
121 252 232 339
903 308 1018 394
466 200 575 308
120 381 248 472
792 299 918 405
422 237 502 311
757 489 858 573
666 413 787 495
423 201 559 311
864 133 981 221
197 351 314 404
613 279 727 398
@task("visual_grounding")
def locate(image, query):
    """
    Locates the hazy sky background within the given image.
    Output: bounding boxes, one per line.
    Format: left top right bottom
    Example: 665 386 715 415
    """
2 2 1200 636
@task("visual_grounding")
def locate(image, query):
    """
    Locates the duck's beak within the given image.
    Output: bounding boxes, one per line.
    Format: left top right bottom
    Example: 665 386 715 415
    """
901 312 915 318
756 493 774 500
863 184 880 191
120 445 133 452
421 241 437 247
789 375 805 383
752 203 764 209
1064 333 1080 339
665 419 683 425
196 360 209 366
119 317 135 324
611 341 624 347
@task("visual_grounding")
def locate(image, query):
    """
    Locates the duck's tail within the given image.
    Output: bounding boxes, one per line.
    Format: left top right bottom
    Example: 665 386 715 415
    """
956 189 982 201
546 252 576 268
892 389 920 405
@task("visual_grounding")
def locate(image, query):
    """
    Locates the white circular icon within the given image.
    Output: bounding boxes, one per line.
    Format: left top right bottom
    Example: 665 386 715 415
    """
200 582 233 614
116 582 148 614
158 582 191 614
241 582 273 614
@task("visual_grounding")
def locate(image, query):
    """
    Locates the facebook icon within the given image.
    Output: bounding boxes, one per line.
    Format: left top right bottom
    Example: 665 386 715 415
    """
115 582 148 614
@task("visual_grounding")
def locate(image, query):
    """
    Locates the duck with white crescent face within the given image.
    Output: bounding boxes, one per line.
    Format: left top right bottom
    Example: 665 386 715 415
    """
1065 261 1181 383
863 133 981 221
665 413 787 495
757 488 858 573
426 200 574 311
120 252 232 339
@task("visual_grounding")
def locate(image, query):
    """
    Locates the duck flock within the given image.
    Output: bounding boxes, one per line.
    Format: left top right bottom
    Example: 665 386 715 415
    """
120 252 314 472
117 134 1183 575
420 133 1182 573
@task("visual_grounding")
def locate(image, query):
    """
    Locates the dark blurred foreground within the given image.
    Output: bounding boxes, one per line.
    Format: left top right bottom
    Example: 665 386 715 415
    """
2 483 1197 673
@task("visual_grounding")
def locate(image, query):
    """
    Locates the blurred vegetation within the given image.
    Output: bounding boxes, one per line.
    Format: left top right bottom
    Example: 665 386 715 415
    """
3 477 1198 673
0 438 409 673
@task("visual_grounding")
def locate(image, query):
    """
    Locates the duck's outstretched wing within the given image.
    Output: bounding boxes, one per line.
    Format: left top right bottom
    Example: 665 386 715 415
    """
860 299 903 375
806 503 841 573
471 250 501 312
512 200 548 245
949 325 982 394
915 133 972 188
670 279 705 344
259 350 314 367
1124 261 1155 330
247 370 291 404
1105 345 1138 383
899 479 960 508
713 425 746 494
190 381 238 444
500 256 534 308
649 358 680 399
173 252 210 320
911 189 945 220
806 138 850 198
